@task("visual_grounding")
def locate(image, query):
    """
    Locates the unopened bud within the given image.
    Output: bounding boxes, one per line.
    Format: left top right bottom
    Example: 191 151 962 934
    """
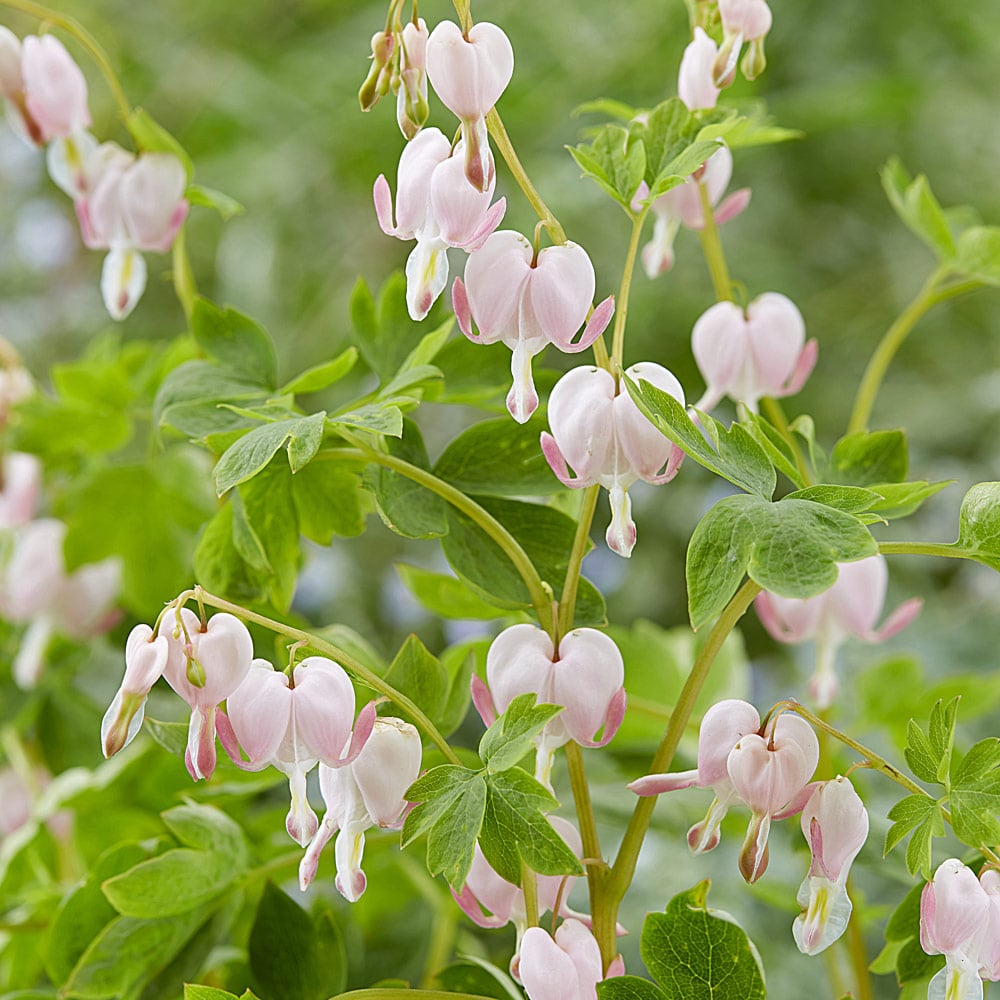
712 34 740 88
185 655 207 688
741 38 767 80
359 30 395 111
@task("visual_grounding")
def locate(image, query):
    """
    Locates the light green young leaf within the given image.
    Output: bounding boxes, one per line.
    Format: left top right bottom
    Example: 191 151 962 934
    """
382 634 450 729
190 297 278 389
396 564 508 620
127 107 193 177
185 183 244 220
954 225 1000 285
954 482 1000 570
278 347 358 396
478 694 563 773
881 157 956 260
827 429 908 486
884 794 937 857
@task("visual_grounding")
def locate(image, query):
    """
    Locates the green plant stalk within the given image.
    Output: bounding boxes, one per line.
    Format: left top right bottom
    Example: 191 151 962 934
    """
182 586 462 766
564 740 607 921
610 208 649 366
847 269 983 434
878 541 970 561
329 437 555 635
696 179 734 302
0 0 132 122
485 108 567 246
845 877 874 1000
450 0 472 34
591 579 762 967
761 396 814 485
556 484 601 638
171 228 198 322
419 905 458 988
521 858 540 929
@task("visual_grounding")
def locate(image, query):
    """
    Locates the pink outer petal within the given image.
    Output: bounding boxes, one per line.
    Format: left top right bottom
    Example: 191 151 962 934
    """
691 300 747 403
21 34 90 141
744 292 806 396
426 21 513 122
464 229 532 341
540 432 592 489
470 673 497 726
289 657 357 764
775 338 818 398
352 716 421 826
462 195 507 252
216 710 271 772
863 596 922 643
696 698 761 786
528 241 596 347
225 663 291 765
519 927 580 997
678 28 720 111
922 859 990 955
120 153 188 252
827 555 887 637
451 883 510 928
429 148 497 245
559 295 615 354
393 126 452 238
485 623 555 714
462 842 519 925
545 366 617 484
552 628 624 745
373 174 396 235
628 768 701 796
617 362 685 481
569 686 626 748
714 187 752 225
754 590 823 644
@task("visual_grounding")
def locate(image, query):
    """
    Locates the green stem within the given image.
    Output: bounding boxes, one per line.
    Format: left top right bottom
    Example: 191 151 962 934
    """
845 878 874 1000
595 579 762 966
521 858 540 929
563 740 606 926
330 436 555 635
184 587 462 765
760 396 813 485
485 108 566 246
419 905 458 988
847 269 982 434
556 484 601 638
449 0 472 33
171 228 198 322
696 180 734 302
610 209 649 367
0 0 132 123
878 541 968 562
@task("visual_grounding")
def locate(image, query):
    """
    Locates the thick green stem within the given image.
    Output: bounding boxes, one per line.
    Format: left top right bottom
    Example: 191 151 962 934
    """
847 270 982 434
171 228 198 322
183 587 462 765
485 109 566 246
563 741 607 929
593 579 762 966
696 180 734 302
0 0 132 123
521 858 540 929
610 209 649 367
331 436 555 635
556 484 601 638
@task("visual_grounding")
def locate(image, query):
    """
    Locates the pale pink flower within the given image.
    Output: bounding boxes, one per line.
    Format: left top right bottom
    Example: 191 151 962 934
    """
220 657 376 845
426 20 513 191
101 623 169 758
160 608 252 782
373 126 506 320
629 698 761 854
397 18 429 139
638 146 750 277
715 0 773 86
541 363 685 557
0 452 42 530
473 624 626 788
519 920 624 999
692 292 818 413
756 555 922 708
793 776 869 955
299 717 422 901
678 28 720 111
453 231 614 422
20 34 90 142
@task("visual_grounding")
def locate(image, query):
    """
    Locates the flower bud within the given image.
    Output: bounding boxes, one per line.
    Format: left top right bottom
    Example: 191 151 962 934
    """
20 34 90 143
101 623 169 758
359 30 395 111
678 28 720 111
715 0 772 86
691 292 817 413
0 452 42 529
396 19 429 139
541 363 685 557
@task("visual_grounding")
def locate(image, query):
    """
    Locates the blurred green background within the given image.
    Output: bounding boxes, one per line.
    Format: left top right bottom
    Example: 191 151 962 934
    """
2 0 1000 996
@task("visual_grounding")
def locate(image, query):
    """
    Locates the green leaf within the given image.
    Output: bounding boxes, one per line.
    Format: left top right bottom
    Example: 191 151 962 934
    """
436 957 523 1000
249 882 345 1000
827 430 908 486
190 298 278 388
403 766 487 889
127 107 193 177
881 157 956 259
738 410 807 489
185 183 244 220
434 417 561 496
598 978 667 1000
365 419 448 539
624 376 775 498
640 881 766 1000
193 503 263 604
438 647 477 739
478 694 563 773
954 738 1000 785
686 493 877 630
278 347 358 396
884 794 937 856
161 803 250 863
291 460 366 543
396 564 508 620
696 104 803 148
928 697 959 782
479 768 583 884
568 123 645 210
184 987 239 1000
885 794 945 878
382 634 449 729
784 484 884 514
866 480 951 520
954 482 1000 570
955 225 1000 285
214 412 327 495
950 771 1000 848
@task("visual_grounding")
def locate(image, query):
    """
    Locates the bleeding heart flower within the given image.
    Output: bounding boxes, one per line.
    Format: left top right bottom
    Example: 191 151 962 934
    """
519 919 624 998
678 28 720 111
0 452 42 530
714 0 773 86
101 623 169 758
541 363 685 557
452 230 614 422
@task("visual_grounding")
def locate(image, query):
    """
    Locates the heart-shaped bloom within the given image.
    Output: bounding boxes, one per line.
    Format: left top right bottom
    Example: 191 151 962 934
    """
678 28 720 111
474 624 626 788
101 623 169 758
220 657 376 845
793 776 869 955
374 126 506 320
396 18 429 139
0 452 42 530
638 145 750 277
160 608 253 781
426 21 513 191
756 554 922 708
75 149 189 320
692 292 818 413
727 713 819 883
714 0 773 86
20 34 90 143
921 859 1000 1000
453 230 614 422
519 920 624 999
299 716 422 901
541 363 685 557
629 698 762 854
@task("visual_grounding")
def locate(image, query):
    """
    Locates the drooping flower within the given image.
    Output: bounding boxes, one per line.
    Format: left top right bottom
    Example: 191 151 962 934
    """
541 363 685 557
792 776 869 955
220 657 376 845
396 17 429 139
101 623 169 758
629 698 762 853
373 126 506 320
714 0 773 86
638 145 750 277
298 716 422 901
756 554 922 708
519 919 624 999
473 624 626 788
920 859 1000 1000
425 20 513 191
159 608 253 781
0 452 42 530
452 230 614 422
75 149 190 320
678 27 720 111
691 292 818 413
